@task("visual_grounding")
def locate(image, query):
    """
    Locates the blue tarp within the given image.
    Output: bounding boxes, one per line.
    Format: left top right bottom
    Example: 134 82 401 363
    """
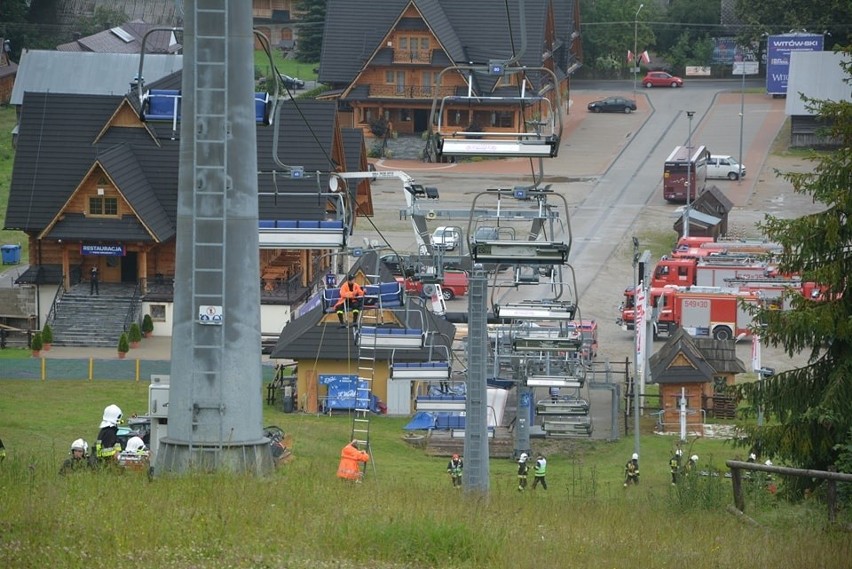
403 411 437 431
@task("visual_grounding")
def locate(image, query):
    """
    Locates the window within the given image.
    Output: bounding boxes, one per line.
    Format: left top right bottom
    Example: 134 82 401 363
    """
385 71 394 83
150 304 166 322
89 197 118 216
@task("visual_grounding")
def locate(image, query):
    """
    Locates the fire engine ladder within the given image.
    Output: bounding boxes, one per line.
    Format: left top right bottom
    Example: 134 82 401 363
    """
186 1 228 461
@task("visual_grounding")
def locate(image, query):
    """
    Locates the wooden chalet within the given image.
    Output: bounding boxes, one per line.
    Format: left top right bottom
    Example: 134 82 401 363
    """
4 71 373 334
317 0 581 140
648 328 746 434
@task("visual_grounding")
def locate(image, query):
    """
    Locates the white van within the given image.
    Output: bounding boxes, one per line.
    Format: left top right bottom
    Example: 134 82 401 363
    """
707 155 746 180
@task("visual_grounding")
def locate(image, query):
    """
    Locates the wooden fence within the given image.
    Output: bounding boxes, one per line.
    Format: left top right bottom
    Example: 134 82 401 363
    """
726 459 852 523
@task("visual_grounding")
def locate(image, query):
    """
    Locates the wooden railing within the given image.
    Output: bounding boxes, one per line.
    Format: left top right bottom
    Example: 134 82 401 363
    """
369 84 456 99
726 460 852 523
392 49 433 64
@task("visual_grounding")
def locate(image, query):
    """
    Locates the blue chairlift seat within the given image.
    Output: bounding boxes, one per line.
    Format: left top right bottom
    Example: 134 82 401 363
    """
322 281 403 313
357 326 424 349
141 89 271 124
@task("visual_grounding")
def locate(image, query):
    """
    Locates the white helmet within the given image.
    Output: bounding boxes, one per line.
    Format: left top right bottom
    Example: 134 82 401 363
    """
99 404 123 428
125 436 147 453
518 453 529 463
690 455 699 462
749 453 756 461
71 438 88 454
631 453 639 460
675 449 683 457
764 459 773 466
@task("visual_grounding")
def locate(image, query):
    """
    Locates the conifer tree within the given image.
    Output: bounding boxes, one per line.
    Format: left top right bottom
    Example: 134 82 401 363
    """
737 47 852 472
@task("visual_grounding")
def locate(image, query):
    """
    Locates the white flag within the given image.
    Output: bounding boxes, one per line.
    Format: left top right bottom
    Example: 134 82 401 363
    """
751 333 761 372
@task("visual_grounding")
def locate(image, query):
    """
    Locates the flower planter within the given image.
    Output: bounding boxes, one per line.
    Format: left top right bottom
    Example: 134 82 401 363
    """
42 343 52 351
130 341 140 349
118 352 127 359
31 350 41 358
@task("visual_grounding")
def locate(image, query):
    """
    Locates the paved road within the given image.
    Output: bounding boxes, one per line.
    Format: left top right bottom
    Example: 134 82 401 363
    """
361 80 788 440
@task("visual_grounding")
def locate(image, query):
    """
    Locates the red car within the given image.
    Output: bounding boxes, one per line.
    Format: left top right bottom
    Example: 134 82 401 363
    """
643 71 683 88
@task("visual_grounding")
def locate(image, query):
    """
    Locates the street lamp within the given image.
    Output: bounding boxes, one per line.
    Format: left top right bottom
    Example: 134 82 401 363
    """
632 4 644 95
683 110 695 238
632 236 641 457
737 46 746 186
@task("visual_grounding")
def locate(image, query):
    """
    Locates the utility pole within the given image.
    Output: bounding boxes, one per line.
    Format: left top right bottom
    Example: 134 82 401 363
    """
683 110 695 239
632 236 640 457
737 46 746 186
632 4 644 96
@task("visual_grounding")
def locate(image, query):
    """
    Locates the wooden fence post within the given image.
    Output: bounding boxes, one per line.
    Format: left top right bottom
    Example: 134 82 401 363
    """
731 466 745 512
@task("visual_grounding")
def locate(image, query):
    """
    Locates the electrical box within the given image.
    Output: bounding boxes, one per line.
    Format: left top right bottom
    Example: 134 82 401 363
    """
149 374 170 418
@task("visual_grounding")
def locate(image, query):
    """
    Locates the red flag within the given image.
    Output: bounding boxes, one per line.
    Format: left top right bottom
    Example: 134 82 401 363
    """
640 50 650 64
627 50 634 63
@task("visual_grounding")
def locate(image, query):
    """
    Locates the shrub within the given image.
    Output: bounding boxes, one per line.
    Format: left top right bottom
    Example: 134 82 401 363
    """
142 314 154 335
31 332 43 352
41 324 53 345
117 333 130 354
128 322 142 344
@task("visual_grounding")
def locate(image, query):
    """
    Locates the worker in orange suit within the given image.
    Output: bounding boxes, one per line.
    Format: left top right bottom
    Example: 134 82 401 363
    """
334 274 365 327
337 439 369 482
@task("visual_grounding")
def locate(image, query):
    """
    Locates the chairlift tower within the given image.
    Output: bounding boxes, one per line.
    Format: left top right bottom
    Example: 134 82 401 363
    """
156 0 273 475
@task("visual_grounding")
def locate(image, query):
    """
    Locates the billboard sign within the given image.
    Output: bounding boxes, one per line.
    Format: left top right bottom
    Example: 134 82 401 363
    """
766 34 824 95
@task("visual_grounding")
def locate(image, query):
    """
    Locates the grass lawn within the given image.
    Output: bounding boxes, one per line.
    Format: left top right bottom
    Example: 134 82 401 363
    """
0 105 27 261
1 379 849 568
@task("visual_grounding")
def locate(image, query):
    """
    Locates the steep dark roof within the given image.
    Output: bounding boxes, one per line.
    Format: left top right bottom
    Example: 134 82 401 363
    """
6 93 126 232
319 0 574 93
271 249 456 362
97 144 175 242
270 301 456 362
691 337 747 374
648 328 717 384
5 90 351 237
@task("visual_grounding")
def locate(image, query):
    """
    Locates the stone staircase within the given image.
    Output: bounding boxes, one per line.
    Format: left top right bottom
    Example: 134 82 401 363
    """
49 283 140 348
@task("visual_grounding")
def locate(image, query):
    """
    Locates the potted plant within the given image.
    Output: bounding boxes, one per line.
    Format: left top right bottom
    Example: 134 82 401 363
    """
41 323 53 351
128 322 142 349
31 331 43 358
141 314 154 338
117 333 130 359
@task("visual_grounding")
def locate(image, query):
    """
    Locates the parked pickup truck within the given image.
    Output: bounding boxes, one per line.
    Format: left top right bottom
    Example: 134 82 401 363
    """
397 270 469 300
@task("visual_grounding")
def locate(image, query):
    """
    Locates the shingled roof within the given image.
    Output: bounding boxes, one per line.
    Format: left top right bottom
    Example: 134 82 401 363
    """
5 89 365 237
271 249 456 362
319 0 576 94
648 328 746 384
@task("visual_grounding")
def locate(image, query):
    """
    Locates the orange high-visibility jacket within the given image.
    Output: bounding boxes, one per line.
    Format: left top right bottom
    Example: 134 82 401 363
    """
337 442 369 480
334 281 365 310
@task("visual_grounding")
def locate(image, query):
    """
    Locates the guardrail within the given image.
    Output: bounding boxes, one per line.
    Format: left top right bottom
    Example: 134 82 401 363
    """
726 459 852 523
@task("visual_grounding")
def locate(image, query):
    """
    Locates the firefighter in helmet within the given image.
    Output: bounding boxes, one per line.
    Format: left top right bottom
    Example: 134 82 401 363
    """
93 404 123 467
60 439 93 475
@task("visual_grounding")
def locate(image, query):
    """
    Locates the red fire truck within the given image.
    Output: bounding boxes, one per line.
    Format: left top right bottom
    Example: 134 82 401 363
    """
671 236 783 259
651 255 773 288
653 286 761 340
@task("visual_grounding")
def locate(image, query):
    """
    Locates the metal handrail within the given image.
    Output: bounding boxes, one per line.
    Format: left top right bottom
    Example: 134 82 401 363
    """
122 281 143 332
45 278 67 324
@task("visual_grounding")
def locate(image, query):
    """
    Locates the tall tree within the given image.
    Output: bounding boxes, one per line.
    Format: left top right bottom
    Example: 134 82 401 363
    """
734 0 852 49
737 47 852 476
296 0 325 63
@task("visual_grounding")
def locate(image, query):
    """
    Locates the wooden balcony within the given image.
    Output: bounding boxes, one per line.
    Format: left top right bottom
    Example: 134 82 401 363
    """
369 84 455 99
392 49 433 64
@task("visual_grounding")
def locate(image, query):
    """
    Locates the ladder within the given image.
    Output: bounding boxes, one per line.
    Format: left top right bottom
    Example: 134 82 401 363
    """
349 276 387 478
187 0 228 464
